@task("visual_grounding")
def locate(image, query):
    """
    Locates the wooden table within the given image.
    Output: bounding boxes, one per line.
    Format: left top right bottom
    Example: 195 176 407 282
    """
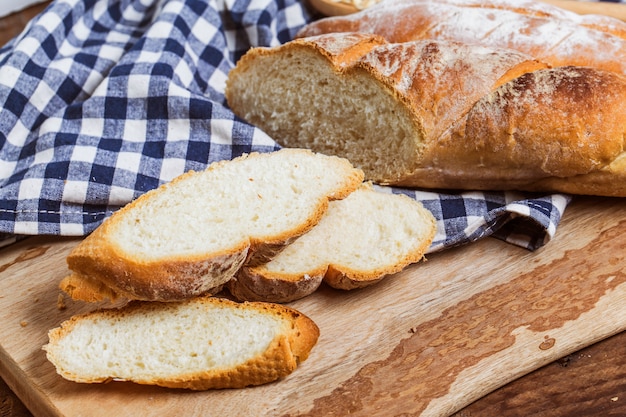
0 2 51 414
2 2 626 417
3 198 626 417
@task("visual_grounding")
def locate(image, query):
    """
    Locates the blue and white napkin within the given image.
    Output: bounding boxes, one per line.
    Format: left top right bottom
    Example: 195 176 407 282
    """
0 0 572 252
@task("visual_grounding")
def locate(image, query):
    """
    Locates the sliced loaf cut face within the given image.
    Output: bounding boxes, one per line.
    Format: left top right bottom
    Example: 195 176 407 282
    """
225 33 626 197
62 149 364 302
225 33 546 190
43 297 320 390
227 184 437 303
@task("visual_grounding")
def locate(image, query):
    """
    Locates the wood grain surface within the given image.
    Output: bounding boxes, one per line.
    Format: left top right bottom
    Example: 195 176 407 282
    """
1 4 50 417
2 196 626 417
2 2 626 417
0 2 49 46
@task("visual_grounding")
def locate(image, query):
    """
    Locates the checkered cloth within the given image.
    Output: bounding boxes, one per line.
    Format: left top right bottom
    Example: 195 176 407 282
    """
0 0 572 253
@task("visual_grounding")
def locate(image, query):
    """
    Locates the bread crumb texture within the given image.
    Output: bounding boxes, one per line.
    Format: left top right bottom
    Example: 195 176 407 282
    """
229 184 436 301
43 297 319 390
265 185 434 274
109 149 362 259
227 21 626 196
64 149 364 301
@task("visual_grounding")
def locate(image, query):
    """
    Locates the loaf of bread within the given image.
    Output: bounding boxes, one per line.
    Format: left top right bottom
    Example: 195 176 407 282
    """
298 0 626 75
225 33 626 196
43 297 319 389
61 149 364 302
227 183 437 302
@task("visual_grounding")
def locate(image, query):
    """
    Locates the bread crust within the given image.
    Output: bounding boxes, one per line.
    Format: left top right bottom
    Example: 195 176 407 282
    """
66 219 249 301
227 186 437 302
43 297 320 390
59 272 121 303
64 150 364 302
226 34 626 196
392 65 626 194
298 0 626 75
227 266 325 303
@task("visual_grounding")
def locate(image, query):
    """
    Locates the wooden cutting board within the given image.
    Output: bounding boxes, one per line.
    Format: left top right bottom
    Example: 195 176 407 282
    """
1 195 626 417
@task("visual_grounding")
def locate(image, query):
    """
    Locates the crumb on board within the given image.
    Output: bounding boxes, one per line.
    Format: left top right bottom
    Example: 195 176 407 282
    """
57 293 66 310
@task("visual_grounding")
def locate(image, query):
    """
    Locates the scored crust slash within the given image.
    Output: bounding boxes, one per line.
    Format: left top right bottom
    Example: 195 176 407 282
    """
226 0 626 197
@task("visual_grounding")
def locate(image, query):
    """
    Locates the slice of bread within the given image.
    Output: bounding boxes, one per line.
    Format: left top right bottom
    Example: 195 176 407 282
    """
61 149 364 302
43 297 320 390
227 184 437 303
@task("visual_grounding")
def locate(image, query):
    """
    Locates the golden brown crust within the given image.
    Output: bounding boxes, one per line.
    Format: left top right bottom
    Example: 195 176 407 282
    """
352 40 549 168
226 33 626 196
323 251 432 291
464 67 626 178
67 221 249 301
64 150 364 302
44 297 320 390
228 266 326 303
322 264 385 290
59 272 120 303
297 0 626 75
391 66 626 192
234 32 387 71
531 167 626 197
154 301 321 390
227 187 437 301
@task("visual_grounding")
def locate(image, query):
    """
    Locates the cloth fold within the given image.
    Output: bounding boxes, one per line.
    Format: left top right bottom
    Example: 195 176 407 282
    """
0 0 571 252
